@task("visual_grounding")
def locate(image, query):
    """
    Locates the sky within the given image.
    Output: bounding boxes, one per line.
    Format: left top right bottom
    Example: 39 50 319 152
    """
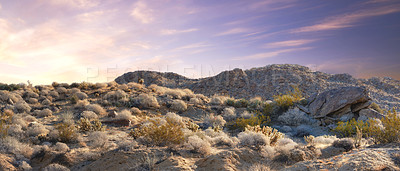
0 0 400 84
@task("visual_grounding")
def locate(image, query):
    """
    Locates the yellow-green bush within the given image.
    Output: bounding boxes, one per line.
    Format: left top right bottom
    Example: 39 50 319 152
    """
0 110 13 138
77 118 106 132
227 113 270 131
370 102 384 114
333 109 400 144
273 86 303 110
131 117 185 146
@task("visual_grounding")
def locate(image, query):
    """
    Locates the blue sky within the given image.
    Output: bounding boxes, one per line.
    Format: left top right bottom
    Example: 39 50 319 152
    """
0 0 399 84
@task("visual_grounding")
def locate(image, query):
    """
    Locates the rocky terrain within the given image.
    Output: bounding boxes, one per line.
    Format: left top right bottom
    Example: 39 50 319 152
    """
0 64 399 171
116 64 400 109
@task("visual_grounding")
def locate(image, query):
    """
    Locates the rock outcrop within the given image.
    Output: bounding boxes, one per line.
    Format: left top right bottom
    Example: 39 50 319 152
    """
115 64 400 110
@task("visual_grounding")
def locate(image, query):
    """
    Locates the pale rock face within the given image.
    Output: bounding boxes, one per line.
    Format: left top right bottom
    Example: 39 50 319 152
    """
358 108 384 121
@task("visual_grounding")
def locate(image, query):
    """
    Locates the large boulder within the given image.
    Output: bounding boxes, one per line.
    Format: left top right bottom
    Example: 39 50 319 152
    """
308 87 371 119
358 108 385 121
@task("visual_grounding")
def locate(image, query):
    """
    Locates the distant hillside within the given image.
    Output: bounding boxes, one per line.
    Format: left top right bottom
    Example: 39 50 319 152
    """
115 64 400 109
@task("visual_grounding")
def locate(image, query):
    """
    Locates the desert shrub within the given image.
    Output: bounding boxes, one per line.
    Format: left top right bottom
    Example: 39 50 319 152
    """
53 142 69 152
234 98 249 108
238 130 269 148
74 92 88 100
0 83 21 91
204 128 236 147
68 88 81 94
130 107 142 115
81 111 98 120
23 90 39 99
203 114 226 128
116 110 133 120
248 97 263 111
42 98 52 105
313 135 338 145
333 118 380 140
189 97 202 105
277 108 315 126
245 125 284 146
78 81 92 90
131 117 185 146
239 111 253 119
127 82 143 90
210 95 229 105
150 85 194 99
0 136 33 158
222 107 236 121
14 101 31 113
59 111 74 125
56 123 78 143
185 135 212 155
0 90 23 104
95 82 108 89
225 99 236 106
56 87 68 95
43 163 70 171
86 104 106 115
27 123 49 137
132 94 160 108
7 124 24 138
332 138 354 151
77 118 106 132
27 97 38 104
37 108 53 117
273 86 302 110
170 99 187 112
118 84 129 91
227 113 270 131
49 90 59 98
69 94 79 104
88 131 108 148
18 161 32 171
304 135 315 146
374 109 400 144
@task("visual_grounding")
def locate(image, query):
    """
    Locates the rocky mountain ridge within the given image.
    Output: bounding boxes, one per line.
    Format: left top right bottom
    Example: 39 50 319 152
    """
115 64 400 109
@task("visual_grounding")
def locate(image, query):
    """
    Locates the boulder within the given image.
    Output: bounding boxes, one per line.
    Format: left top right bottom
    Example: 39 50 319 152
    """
308 87 370 118
358 108 384 121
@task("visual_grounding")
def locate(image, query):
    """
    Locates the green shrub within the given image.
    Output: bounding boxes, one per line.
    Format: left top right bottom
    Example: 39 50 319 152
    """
376 109 400 143
130 117 185 146
225 99 236 106
77 118 106 132
273 85 302 110
227 112 270 131
70 94 79 104
234 99 249 108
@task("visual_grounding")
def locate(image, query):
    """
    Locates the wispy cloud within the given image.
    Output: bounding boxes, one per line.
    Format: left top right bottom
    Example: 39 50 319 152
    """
292 4 400 33
130 1 154 24
233 47 312 60
76 11 105 22
161 28 198 35
45 0 99 9
215 28 250 36
263 39 317 48
172 42 211 51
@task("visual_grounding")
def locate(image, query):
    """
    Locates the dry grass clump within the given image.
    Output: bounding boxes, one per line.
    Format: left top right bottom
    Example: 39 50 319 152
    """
49 90 59 98
56 87 68 95
27 122 49 137
204 128 237 147
130 107 142 115
170 99 187 112
75 99 90 109
118 84 129 91
95 82 108 89
0 136 34 158
222 107 236 121
127 82 144 90
81 111 98 120
332 138 354 151
239 125 284 148
278 108 314 126
149 84 193 99
203 114 226 128
27 97 38 104
88 131 108 148
86 104 106 116
133 94 160 108
210 95 230 105
74 92 88 100
189 97 202 105
116 110 134 120
23 90 39 99
131 115 185 146
185 135 212 155
41 98 52 105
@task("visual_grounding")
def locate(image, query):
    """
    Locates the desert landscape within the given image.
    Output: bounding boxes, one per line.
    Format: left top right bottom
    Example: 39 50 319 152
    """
2 0 400 170
1 64 400 170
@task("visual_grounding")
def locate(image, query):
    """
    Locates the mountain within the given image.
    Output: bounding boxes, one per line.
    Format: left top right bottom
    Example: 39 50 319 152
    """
115 64 400 109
